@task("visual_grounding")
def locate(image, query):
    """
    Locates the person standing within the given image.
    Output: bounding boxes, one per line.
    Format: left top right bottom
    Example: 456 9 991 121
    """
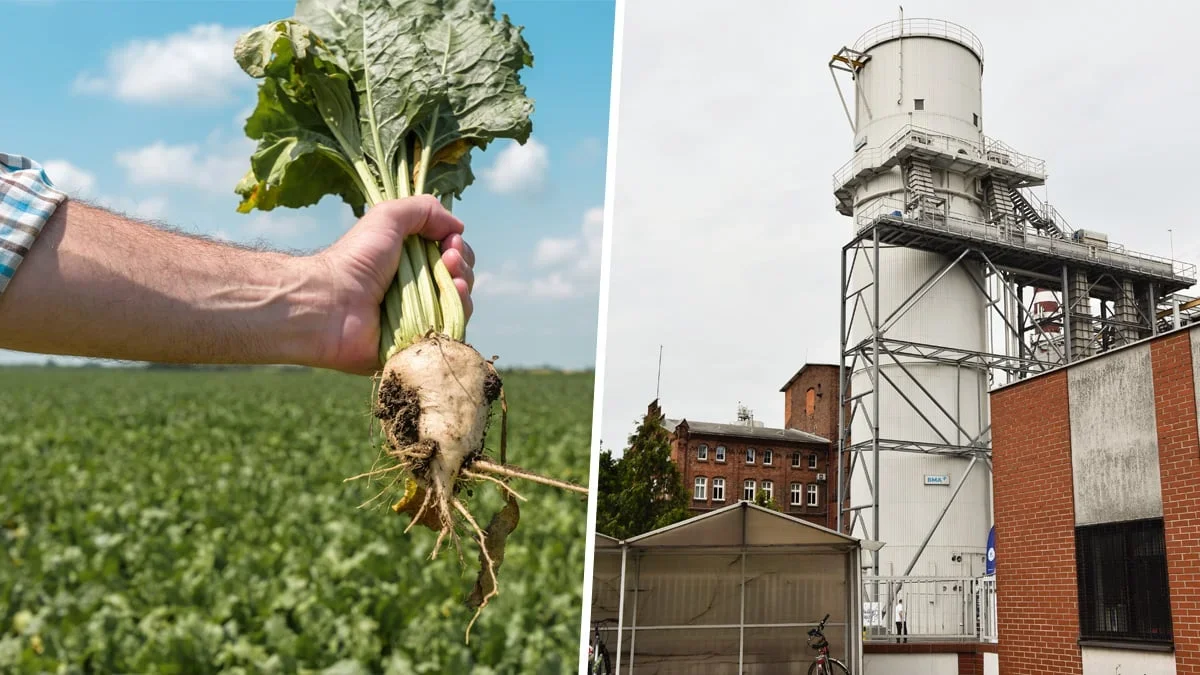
894 597 908 643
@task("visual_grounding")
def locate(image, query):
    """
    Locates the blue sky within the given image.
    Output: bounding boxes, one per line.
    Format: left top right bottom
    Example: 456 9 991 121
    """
0 0 614 369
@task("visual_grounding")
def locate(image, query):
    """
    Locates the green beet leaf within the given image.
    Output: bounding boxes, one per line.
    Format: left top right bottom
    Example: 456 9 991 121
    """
233 0 535 359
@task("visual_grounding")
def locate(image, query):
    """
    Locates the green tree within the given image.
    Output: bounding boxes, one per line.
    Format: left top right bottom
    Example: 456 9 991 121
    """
600 400 690 539
753 490 781 512
595 447 622 537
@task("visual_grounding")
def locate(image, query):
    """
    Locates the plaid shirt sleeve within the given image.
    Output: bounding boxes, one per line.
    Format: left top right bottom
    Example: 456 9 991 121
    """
0 153 68 296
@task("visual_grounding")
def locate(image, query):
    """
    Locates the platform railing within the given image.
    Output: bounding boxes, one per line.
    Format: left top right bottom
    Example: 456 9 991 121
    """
853 197 1197 281
861 575 997 643
833 124 1046 191
852 18 985 61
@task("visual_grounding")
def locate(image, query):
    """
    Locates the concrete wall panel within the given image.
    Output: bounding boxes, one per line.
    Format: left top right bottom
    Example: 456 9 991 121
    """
1068 343 1163 525
1081 646 1175 675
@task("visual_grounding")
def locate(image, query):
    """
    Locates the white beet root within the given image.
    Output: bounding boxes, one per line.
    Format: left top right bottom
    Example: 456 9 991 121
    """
377 335 500 546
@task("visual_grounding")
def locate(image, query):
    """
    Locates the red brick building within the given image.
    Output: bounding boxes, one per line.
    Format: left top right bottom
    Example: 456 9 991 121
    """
779 363 853 532
991 325 1199 674
666 416 834 528
665 362 849 531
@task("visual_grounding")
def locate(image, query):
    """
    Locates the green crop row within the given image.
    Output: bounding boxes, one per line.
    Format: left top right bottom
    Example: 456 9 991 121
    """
0 367 591 674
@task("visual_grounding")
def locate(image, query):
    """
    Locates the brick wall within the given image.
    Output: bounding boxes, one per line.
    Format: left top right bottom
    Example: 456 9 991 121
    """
991 369 1083 675
1151 331 1200 673
781 363 851 531
957 652 983 675
782 364 841 441
671 429 830 527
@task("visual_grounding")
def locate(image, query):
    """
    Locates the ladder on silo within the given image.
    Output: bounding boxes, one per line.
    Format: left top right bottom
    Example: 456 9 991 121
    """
1008 187 1065 239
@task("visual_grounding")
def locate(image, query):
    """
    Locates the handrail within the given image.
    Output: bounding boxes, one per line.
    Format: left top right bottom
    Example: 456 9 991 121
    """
855 197 1197 281
1017 189 1075 236
853 18 984 63
861 574 997 643
833 124 1046 191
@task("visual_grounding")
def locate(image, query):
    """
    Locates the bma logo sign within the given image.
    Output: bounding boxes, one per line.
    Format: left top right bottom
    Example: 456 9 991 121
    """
924 474 950 486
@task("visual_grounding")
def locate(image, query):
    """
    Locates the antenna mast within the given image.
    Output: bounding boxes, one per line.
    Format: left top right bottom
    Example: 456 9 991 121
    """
655 344 663 400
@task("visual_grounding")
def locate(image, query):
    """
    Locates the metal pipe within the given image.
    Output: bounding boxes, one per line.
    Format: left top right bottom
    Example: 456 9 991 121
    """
872 228 881 579
615 546 627 673
738 550 746 672
1061 265 1073 363
1150 283 1159 336
629 556 639 673
831 67 856 134
838 244 848 534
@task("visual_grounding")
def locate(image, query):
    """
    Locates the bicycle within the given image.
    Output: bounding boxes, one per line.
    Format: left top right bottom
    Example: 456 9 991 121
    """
806 613 849 675
587 618 614 675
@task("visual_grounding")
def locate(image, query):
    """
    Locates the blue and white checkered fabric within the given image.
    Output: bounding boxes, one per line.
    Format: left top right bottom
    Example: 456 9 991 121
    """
0 153 67 296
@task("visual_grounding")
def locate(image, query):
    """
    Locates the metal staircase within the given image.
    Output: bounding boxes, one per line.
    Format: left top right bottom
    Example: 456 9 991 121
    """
1008 187 1064 239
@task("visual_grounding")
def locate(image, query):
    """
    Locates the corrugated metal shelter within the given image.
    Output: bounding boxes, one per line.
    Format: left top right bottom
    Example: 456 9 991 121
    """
591 502 868 674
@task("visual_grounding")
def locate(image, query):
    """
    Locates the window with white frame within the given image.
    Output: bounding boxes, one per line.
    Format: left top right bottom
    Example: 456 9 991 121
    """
694 476 707 501
743 479 756 502
716 445 726 462
808 453 818 470
761 480 773 502
791 482 803 506
746 447 755 464
763 449 773 465
697 444 708 461
791 452 801 468
712 477 725 502
807 483 819 506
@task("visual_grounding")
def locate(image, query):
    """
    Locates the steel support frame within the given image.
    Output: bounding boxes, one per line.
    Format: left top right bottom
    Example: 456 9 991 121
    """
837 218 1162 585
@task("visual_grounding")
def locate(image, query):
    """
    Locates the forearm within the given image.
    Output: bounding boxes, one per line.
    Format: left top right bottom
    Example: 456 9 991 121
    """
0 200 333 367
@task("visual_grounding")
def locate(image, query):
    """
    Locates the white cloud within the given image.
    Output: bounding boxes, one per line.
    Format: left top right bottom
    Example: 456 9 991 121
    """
534 237 579 267
243 212 318 239
115 138 251 193
531 273 575 299
107 196 170 221
475 270 529 297
72 25 250 105
41 160 97 197
39 159 169 221
476 207 605 299
481 138 549 195
577 206 604 274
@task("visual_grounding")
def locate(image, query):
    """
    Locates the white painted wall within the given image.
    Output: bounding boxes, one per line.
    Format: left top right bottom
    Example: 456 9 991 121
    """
1081 646 1176 675
863 653 957 675
984 652 998 675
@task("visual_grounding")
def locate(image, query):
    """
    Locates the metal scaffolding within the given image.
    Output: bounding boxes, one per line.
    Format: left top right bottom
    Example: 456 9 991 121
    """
835 208 1197 577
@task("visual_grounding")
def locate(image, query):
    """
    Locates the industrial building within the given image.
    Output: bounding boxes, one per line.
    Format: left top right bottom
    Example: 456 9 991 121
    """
991 324 1197 674
827 15 1197 659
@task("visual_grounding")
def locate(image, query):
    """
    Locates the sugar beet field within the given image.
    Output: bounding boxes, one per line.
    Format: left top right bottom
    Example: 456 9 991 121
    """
0 367 592 674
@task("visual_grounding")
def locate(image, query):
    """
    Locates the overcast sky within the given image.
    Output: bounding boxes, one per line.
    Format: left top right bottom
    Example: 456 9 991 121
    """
597 0 1200 450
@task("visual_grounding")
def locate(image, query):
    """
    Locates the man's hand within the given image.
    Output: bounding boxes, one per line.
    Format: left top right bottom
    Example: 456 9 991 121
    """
0 195 476 375
313 195 476 375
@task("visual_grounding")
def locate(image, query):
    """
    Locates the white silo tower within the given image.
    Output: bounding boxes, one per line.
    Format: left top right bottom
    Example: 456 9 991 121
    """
830 16 1195 641
834 18 997 582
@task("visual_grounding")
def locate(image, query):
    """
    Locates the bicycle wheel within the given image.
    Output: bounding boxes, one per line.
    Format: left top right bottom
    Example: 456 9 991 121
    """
592 643 613 675
807 660 849 675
